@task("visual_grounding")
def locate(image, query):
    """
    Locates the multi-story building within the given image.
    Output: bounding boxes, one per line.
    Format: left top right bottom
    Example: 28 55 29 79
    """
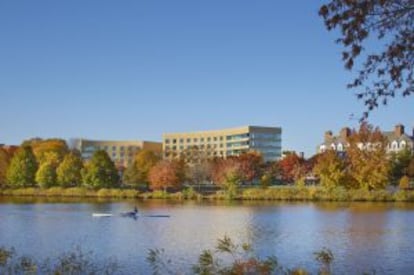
72 139 162 168
318 124 414 154
163 125 282 162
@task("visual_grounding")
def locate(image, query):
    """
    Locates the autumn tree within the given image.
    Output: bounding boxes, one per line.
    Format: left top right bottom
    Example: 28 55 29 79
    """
123 149 161 187
319 0 414 119
313 150 348 190
408 158 414 178
346 123 390 190
148 160 182 191
6 146 38 188
237 152 263 183
262 161 282 185
186 161 212 185
81 150 119 189
278 153 304 183
56 151 84 187
23 138 69 164
399 175 410 190
0 148 10 188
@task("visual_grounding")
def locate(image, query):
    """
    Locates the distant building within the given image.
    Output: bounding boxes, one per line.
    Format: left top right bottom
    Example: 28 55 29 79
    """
318 124 414 154
72 139 162 168
163 125 282 162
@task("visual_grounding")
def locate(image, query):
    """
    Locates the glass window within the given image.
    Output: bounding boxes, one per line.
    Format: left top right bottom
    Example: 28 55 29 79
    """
193 138 198 142
207 137 211 142
112 146 116 150
173 139 177 144
179 139 184 143
187 138 191 143
165 139 170 144
200 138 205 142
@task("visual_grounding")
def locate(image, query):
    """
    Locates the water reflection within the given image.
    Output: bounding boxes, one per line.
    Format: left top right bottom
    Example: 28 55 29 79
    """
1 198 414 273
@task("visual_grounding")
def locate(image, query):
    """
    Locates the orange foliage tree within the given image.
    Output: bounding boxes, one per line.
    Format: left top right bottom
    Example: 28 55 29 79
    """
148 160 183 191
278 153 304 183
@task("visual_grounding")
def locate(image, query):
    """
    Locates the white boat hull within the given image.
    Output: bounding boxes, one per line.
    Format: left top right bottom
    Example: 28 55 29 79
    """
92 213 113 217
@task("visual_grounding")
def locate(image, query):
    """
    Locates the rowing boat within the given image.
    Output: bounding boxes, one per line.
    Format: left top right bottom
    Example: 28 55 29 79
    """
92 213 113 217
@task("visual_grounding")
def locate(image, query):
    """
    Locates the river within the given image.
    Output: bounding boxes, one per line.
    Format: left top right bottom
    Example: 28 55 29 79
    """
0 197 413 274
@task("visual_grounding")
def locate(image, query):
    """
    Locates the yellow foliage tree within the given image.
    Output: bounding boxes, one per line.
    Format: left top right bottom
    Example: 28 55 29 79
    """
347 123 390 190
313 150 347 190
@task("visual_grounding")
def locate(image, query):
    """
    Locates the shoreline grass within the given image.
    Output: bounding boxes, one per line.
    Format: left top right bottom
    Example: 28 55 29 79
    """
1 186 414 202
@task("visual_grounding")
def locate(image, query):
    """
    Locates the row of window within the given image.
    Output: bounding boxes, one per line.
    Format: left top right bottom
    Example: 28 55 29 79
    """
320 140 411 152
99 145 140 151
251 133 281 140
165 136 226 144
165 144 226 150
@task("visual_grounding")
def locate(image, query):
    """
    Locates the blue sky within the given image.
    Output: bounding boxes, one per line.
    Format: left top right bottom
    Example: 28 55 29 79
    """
0 0 413 157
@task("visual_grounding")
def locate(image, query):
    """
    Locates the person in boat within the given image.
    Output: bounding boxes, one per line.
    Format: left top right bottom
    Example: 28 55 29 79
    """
121 206 138 218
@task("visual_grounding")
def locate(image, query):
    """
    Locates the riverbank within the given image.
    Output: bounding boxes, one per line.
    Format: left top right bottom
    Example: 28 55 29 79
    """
1 186 414 202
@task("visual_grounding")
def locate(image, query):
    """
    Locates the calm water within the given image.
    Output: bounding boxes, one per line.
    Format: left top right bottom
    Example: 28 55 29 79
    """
1 198 414 274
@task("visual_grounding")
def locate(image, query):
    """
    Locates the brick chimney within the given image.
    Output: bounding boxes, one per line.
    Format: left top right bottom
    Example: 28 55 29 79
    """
324 131 333 142
340 127 351 140
394 124 405 137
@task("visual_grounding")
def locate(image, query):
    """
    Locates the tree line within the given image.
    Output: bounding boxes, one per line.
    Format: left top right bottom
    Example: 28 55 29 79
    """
1 124 414 192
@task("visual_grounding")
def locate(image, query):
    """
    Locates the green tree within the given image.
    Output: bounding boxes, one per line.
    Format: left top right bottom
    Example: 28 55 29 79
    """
407 158 414 178
6 146 38 187
81 150 119 189
36 162 57 188
123 149 160 187
390 149 412 182
314 150 348 190
0 148 10 188
56 152 84 187
319 0 414 119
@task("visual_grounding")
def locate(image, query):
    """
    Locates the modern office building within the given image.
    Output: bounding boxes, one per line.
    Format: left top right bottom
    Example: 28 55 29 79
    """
163 126 282 162
72 139 162 168
318 124 414 154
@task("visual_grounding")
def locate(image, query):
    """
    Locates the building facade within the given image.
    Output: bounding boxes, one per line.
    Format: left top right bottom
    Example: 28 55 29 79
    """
72 139 162 168
318 124 414 154
163 126 282 162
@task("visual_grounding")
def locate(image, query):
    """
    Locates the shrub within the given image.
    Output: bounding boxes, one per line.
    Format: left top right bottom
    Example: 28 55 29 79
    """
152 190 169 199
63 187 87 197
46 187 64 197
120 189 139 199
97 188 112 198
399 176 410 190
12 188 38 196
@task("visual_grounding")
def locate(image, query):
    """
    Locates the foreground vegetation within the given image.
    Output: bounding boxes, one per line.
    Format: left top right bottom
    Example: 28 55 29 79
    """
0 236 341 275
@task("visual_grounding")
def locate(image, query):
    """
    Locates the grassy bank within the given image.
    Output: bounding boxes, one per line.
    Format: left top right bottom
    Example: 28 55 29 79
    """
1 186 414 202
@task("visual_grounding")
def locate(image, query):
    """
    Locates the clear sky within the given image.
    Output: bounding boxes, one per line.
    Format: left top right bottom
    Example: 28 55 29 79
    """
0 0 413 157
